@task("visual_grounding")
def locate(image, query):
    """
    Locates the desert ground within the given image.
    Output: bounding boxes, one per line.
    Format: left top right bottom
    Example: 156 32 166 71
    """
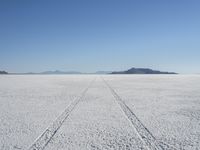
0 75 200 150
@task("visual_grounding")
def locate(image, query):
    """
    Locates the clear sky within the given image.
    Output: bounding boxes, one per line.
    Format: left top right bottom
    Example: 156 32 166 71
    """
0 0 200 73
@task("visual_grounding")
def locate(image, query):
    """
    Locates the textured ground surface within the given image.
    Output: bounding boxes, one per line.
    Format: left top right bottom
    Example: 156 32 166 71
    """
0 75 199 150
44 78 147 150
0 75 92 150
105 75 200 150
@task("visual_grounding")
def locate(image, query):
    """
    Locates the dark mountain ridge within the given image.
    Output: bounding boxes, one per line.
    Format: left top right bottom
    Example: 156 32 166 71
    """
0 71 8 74
111 67 177 74
40 70 82 74
2 68 177 75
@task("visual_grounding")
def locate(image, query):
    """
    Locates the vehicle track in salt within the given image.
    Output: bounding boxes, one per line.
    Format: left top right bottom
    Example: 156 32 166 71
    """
28 78 96 150
102 77 178 150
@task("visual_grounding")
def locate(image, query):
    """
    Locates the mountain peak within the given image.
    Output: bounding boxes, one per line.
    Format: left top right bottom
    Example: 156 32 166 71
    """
0 71 8 74
111 67 177 74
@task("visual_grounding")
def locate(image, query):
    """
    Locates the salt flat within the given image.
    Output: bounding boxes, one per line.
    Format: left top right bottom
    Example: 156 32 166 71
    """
0 75 93 150
44 78 146 150
0 75 199 150
105 75 200 149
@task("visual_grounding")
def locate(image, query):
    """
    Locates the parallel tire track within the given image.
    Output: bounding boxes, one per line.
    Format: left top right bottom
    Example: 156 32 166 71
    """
28 78 96 150
102 78 177 150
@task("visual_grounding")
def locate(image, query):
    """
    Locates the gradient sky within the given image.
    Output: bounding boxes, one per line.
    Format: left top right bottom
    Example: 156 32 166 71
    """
0 0 200 73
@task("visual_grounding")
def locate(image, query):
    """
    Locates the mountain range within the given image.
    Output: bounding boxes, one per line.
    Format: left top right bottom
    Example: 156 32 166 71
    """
40 70 82 74
25 70 112 74
111 67 177 74
1 68 177 75
0 71 8 74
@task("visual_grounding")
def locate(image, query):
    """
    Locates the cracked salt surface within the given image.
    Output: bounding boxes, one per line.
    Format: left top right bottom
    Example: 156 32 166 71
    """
0 75 200 150
0 75 92 150
104 75 200 150
44 78 147 150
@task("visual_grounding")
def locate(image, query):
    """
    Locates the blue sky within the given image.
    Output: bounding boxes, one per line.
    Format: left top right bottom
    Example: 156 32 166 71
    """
0 0 200 73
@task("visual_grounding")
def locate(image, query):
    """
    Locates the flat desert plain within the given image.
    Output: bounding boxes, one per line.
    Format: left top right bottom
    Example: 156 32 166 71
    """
0 75 199 150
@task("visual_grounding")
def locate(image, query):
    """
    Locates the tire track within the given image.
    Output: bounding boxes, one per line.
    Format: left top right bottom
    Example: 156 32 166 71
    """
102 77 177 150
28 78 96 150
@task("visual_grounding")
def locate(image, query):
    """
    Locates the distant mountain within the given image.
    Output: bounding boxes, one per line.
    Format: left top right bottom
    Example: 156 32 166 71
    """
94 71 112 74
0 71 8 74
40 70 82 74
111 67 177 74
21 70 82 74
25 70 111 74
6 68 177 75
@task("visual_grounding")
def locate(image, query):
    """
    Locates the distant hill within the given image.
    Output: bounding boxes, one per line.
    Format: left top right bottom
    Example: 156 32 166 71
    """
40 70 82 74
0 71 8 74
19 70 82 75
6 68 177 75
94 71 112 74
111 67 177 74
24 70 111 74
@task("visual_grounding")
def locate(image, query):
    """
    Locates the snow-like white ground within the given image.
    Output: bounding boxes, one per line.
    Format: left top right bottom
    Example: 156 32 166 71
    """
44 78 146 150
105 75 200 150
0 75 200 150
0 75 93 150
